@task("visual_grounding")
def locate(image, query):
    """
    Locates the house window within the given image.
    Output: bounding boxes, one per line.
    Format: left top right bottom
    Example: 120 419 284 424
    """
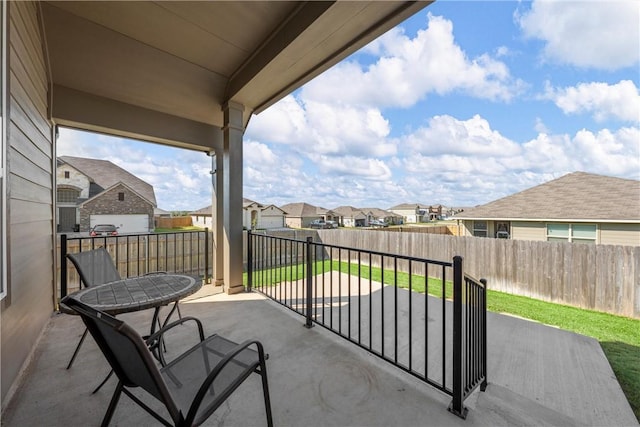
547 223 596 244
64 170 69 178
0 0 6 299
57 188 80 203
473 221 487 237
118 192 125 201
495 221 510 239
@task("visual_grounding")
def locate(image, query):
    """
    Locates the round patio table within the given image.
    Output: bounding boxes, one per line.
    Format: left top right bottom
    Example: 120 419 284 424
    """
60 274 200 316
60 274 202 393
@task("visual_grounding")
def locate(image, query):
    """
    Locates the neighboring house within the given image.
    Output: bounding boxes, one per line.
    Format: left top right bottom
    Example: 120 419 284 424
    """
333 206 368 227
154 207 172 218
428 205 443 221
389 203 431 223
443 207 468 219
243 199 287 230
57 156 157 233
280 202 337 228
453 172 640 246
363 207 403 225
191 199 286 230
190 206 212 229
331 206 402 227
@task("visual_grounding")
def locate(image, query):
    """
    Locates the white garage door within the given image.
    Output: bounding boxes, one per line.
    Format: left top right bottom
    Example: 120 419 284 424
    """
90 214 149 234
259 215 284 229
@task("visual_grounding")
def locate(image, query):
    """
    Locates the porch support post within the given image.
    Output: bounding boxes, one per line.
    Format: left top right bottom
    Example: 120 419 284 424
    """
222 101 245 294
210 151 224 286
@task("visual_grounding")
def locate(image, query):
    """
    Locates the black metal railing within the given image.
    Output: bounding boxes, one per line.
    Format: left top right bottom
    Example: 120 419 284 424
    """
449 256 488 418
59 229 211 299
246 231 487 418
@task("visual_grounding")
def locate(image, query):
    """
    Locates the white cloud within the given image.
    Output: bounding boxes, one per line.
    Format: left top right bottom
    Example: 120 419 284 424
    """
301 13 524 107
310 155 392 180
245 95 307 144
544 80 640 123
397 111 640 205
58 128 212 211
569 127 640 177
400 115 521 157
244 140 279 166
534 117 549 134
517 0 640 70
247 97 395 158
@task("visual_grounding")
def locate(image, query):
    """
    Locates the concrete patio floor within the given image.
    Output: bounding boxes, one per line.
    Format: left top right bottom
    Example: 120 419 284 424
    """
2 284 637 427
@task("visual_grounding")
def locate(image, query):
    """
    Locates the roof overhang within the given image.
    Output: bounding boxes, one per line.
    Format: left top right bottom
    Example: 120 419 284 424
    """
41 1 431 151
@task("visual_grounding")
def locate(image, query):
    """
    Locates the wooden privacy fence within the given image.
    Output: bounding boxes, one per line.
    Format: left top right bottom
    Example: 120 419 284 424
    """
155 216 193 229
57 230 213 297
375 224 460 236
258 229 638 319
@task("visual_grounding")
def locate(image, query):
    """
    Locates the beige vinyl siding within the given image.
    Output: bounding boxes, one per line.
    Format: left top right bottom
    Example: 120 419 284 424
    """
600 223 640 246
461 220 496 238
460 220 471 236
511 221 546 241
285 217 303 228
1 1 54 404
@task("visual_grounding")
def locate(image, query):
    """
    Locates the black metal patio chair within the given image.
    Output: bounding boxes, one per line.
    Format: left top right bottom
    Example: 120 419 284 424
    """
65 247 181 369
61 296 273 427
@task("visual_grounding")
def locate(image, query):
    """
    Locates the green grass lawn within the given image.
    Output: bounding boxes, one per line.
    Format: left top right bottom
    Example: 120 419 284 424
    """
246 260 640 420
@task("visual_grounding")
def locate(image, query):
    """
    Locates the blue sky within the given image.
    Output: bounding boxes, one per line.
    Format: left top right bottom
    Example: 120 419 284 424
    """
58 1 640 212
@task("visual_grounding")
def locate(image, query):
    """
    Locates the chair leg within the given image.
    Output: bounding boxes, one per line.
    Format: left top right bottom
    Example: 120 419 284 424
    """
101 381 123 427
66 328 89 369
92 369 115 394
259 361 274 427
175 301 182 320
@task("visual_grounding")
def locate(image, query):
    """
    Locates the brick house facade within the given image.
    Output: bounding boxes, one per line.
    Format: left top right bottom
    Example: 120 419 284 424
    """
79 183 155 231
57 156 157 233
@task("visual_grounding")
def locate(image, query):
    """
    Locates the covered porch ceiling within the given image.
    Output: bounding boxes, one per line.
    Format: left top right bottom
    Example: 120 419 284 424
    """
42 1 431 152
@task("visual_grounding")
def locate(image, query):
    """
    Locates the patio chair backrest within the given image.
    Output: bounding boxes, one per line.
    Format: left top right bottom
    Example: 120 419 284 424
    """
67 247 121 288
62 296 182 423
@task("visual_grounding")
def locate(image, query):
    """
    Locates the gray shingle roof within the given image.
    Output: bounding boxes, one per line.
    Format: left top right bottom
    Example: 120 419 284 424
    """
243 198 263 208
454 172 640 222
332 206 361 216
60 156 157 206
362 207 403 218
389 203 430 210
280 202 330 217
191 205 212 215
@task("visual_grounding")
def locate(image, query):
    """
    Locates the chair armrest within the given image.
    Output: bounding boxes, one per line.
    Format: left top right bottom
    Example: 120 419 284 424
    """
145 316 205 345
146 316 205 365
187 339 268 425
143 271 167 276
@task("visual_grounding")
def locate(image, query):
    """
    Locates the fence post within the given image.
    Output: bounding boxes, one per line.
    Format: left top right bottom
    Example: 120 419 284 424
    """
204 228 210 284
247 230 252 292
449 255 467 418
60 234 68 300
304 236 314 328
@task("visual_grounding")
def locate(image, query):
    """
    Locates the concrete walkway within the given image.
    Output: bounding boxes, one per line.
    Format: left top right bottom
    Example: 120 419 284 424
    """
2 285 637 426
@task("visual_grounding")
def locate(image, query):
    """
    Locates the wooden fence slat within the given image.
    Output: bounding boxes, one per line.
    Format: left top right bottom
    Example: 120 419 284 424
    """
315 229 639 319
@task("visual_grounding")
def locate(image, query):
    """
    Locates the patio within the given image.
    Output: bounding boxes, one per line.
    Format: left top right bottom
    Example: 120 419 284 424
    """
2 284 636 427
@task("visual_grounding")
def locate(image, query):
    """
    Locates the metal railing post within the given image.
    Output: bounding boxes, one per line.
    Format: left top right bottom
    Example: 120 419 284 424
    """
60 234 68 300
480 278 488 392
304 236 313 328
247 230 253 292
449 255 467 418
204 228 210 284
